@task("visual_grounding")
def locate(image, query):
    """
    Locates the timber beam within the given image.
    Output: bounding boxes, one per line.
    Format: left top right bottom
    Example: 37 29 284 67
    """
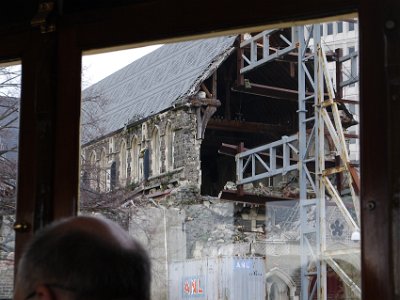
191 95 221 139
208 118 290 135
233 82 329 101
219 189 294 204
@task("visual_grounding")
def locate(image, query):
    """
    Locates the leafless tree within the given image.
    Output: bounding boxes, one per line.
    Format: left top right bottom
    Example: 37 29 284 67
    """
0 66 20 214
0 65 20 98
80 90 108 144
0 65 109 213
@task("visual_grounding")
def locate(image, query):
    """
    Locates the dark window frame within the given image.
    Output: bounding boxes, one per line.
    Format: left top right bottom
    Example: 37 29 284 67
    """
337 21 344 33
0 1 397 299
327 22 333 35
348 21 355 31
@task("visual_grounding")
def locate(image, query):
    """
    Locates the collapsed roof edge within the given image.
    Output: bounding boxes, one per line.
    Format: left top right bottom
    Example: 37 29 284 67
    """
173 39 237 106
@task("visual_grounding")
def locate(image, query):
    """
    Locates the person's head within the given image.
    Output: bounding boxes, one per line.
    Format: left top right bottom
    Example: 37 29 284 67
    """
14 216 151 300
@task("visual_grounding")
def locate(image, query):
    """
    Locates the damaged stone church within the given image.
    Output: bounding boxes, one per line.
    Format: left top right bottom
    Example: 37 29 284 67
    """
80 25 360 300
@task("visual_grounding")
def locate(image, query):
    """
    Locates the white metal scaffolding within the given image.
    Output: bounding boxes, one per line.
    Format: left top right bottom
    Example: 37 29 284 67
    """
237 24 361 300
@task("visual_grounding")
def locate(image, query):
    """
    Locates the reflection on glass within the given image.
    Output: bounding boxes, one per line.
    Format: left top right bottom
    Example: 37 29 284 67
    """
80 18 360 300
0 63 21 299
337 21 344 34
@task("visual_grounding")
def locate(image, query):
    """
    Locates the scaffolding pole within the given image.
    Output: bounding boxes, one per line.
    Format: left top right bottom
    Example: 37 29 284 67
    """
237 25 361 300
298 24 326 300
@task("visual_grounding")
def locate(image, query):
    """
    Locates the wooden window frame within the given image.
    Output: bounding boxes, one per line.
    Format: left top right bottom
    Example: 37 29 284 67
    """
0 0 398 299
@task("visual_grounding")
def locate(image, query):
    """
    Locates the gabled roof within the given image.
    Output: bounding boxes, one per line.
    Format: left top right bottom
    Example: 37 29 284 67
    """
82 36 237 139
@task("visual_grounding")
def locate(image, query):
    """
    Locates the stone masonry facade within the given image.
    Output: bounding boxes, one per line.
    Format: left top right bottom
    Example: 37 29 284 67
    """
81 105 202 199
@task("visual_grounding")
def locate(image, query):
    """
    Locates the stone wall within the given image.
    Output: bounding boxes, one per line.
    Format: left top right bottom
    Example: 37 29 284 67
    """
82 106 202 203
123 200 268 299
0 264 13 300
128 206 186 300
0 215 15 300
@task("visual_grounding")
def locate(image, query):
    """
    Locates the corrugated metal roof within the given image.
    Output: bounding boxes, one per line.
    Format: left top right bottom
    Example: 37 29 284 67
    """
82 36 237 138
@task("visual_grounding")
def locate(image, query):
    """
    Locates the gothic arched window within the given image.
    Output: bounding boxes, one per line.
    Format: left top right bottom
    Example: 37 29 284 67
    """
151 126 161 176
99 149 109 192
165 122 174 172
89 150 97 191
131 136 139 183
119 139 127 186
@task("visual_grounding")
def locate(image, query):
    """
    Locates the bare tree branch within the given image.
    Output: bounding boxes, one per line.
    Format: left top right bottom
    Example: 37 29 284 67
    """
0 66 20 214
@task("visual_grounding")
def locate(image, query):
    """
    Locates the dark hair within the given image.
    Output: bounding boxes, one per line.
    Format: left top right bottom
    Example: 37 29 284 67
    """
18 221 151 300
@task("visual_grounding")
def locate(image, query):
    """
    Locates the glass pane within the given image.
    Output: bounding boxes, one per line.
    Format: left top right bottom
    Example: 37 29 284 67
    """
328 23 333 35
348 21 355 31
337 21 343 34
80 17 360 300
0 62 21 299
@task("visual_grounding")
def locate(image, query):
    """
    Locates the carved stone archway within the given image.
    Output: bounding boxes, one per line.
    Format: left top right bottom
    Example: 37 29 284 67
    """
266 268 297 300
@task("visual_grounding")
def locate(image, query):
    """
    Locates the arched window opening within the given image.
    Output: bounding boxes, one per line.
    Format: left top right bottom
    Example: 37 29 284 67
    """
131 136 139 183
89 150 97 191
151 127 160 176
266 268 297 300
268 279 290 300
165 122 174 172
119 140 127 186
143 148 150 180
99 149 109 192
110 161 116 191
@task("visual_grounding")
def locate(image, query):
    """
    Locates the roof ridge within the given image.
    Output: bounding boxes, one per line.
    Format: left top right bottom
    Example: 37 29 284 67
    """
84 38 213 94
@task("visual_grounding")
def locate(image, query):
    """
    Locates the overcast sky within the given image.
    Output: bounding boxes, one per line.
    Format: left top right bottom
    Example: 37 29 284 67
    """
82 44 162 88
